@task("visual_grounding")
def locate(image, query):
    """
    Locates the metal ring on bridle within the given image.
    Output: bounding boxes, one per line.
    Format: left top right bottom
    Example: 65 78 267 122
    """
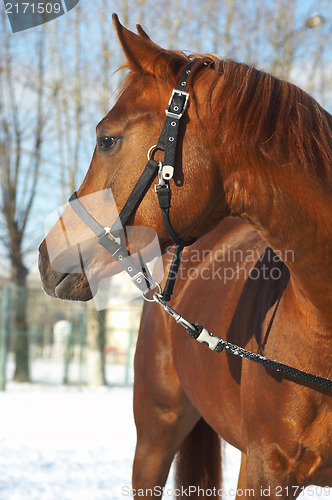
147 144 163 161
142 281 162 302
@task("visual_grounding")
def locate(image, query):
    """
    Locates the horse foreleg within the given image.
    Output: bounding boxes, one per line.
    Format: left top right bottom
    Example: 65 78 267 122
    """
244 446 304 500
132 317 200 498
132 397 199 498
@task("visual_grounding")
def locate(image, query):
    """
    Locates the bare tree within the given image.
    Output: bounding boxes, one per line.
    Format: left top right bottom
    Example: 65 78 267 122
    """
45 5 110 385
0 16 46 381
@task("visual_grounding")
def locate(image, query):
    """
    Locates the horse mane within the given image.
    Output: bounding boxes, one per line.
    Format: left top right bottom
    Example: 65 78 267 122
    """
190 54 332 185
123 50 332 185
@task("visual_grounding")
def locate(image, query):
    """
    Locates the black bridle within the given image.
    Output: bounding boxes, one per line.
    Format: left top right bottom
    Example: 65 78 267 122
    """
69 61 196 302
68 61 332 391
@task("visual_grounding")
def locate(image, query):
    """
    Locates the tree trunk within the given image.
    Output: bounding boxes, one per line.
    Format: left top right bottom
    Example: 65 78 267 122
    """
10 234 30 382
86 303 106 387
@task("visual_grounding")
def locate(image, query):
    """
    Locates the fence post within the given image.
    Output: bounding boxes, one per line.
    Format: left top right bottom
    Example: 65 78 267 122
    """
124 329 134 387
78 305 86 389
30 322 38 360
0 287 11 391
62 323 74 385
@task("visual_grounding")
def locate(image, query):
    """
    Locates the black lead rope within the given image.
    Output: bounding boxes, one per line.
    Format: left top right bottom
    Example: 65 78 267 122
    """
152 295 332 391
187 323 332 390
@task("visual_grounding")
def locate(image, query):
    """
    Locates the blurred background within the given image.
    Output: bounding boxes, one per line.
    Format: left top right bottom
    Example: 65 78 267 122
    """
0 0 331 498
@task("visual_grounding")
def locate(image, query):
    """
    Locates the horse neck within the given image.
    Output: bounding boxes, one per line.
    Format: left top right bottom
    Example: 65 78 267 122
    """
220 156 332 324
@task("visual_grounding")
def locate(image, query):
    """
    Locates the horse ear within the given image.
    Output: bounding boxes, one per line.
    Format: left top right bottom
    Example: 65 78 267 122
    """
136 24 151 41
112 13 163 73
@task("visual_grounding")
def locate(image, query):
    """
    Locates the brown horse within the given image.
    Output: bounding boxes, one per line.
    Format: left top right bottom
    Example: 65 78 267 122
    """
38 15 332 499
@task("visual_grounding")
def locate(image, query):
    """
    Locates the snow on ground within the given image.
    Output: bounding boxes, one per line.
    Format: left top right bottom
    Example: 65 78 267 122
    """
0 365 331 499
0 383 135 500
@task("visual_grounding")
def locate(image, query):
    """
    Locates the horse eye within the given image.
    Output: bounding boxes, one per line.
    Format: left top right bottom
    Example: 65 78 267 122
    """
97 136 118 151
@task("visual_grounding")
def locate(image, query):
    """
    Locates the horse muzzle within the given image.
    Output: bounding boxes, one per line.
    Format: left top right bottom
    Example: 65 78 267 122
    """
38 239 94 301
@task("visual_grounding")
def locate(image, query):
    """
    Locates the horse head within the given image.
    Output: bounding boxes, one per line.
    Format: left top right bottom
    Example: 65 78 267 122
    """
38 15 228 301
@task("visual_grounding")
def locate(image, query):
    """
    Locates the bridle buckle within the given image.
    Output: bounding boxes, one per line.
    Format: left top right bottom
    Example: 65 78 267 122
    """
103 227 121 245
165 89 189 119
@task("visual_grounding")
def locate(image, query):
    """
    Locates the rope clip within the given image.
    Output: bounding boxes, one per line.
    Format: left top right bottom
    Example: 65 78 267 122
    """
153 293 196 332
